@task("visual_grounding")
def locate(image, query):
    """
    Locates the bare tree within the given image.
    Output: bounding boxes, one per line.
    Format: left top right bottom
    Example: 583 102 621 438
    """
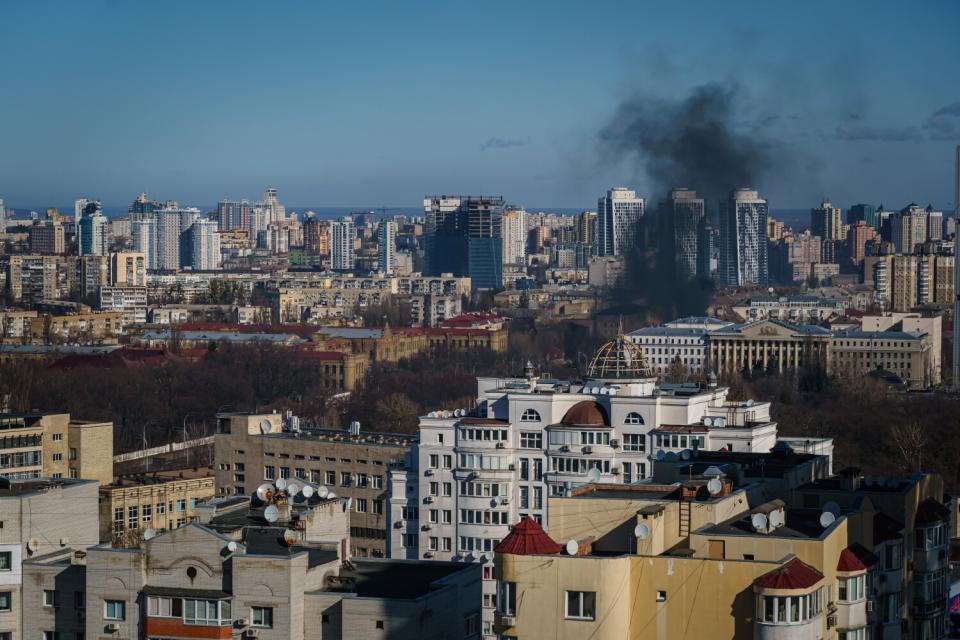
890 421 927 473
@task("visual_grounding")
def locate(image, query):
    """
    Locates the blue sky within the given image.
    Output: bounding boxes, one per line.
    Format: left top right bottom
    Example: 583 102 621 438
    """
1 0 958 211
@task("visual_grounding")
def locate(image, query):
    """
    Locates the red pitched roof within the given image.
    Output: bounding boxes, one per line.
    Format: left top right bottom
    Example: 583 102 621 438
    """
754 558 823 590
837 547 868 572
494 517 563 556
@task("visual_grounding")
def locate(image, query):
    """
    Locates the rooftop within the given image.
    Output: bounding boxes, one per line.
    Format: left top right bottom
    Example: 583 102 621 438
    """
698 508 834 540
319 559 475 599
104 467 214 490
0 477 94 497
259 427 416 448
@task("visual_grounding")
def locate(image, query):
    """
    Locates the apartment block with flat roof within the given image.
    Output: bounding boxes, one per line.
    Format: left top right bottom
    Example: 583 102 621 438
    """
0 412 112 483
214 412 415 558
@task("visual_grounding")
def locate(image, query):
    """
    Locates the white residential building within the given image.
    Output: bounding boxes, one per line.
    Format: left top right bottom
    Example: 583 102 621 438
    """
98 286 148 325
597 187 644 256
377 220 396 275
732 295 846 324
331 217 354 272
501 207 527 266
388 334 785 640
189 219 221 270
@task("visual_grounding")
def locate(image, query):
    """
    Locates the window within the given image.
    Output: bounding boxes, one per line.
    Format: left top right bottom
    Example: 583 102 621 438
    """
565 591 596 621
113 508 124 532
326 471 336 485
402 534 418 548
372 475 383 489
251 606 273 628
624 412 644 425
104 600 125 621
838 630 866 640
42 633 58 640
52 433 63 441
498 582 516 615
176 499 186 512
147 596 182 617
656 591 666 602
142 504 152 523
442 455 452 468
520 409 541 422
373 499 383 515
341 472 352 486
52 453 63 461
355 498 368 513
519 432 542 449
264 465 276 480
128 506 138 530
463 612 480 636
184 599 230 625
623 433 645 452
279 467 290 479
156 502 166 516
0 592 9 612
838 575 865 602
429 454 439 469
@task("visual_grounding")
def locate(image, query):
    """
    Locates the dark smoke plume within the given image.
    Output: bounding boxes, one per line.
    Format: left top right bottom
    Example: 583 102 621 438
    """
598 83 776 321
599 83 771 202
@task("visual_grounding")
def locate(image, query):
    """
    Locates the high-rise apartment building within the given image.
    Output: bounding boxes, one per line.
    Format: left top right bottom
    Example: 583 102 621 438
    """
130 219 156 270
331 217 355 272
597 187 644 256
377 220 396 275
263 185 285 223
954 144 960 389
78 201 108 256
216 198 255 232
187 220 221 270
501 207 527 266
0 198 5 233
424 195 505 289
303 217 330 255
846 220 878 265
810 201 845 240
661 188 706 279
576 210 597 245
29 221 65 254
2 255 57 302
719 188 769 286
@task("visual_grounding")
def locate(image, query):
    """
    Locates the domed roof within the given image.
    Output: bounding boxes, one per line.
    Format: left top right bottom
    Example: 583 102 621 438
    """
561 401 609 426
587 333 652 380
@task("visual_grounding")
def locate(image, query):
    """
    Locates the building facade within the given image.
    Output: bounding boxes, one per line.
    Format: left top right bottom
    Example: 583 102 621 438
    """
719 188 768 287
597 187 644 257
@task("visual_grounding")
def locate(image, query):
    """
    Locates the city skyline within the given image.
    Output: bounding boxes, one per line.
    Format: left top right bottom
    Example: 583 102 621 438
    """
1 1 959 209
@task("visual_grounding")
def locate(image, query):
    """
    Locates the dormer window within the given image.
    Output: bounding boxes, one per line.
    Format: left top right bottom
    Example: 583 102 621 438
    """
521 409 541 422
624 412 644 425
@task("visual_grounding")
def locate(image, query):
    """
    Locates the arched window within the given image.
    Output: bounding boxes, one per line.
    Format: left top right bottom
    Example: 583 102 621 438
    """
520 409 541 422
624 412 644 425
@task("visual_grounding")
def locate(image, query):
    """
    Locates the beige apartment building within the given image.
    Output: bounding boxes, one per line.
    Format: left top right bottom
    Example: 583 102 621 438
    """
28 311 124 343
25 493 480 640
0 478 100 640
494 453 950 640
28 221 65 255
98 468 216 544
109 251 147 286
2 255 57 303
0 412 112 483
214 412 415 557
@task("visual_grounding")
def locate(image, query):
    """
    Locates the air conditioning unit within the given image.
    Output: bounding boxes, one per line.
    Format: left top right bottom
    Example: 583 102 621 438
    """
866 600 874 613
582 446 593 454
508 464 515 471
424 469 434 476
826 615 837 629
106 623 120 633
500 497 509 505
236 618 249 627
245 629 259 638
498 614 516 627
611 466 621 474
559 445 570 452
610 439 620 448
394 520 406 529
424 551 435 558
424 496 434 504
495 441 505 449
421 524 432 531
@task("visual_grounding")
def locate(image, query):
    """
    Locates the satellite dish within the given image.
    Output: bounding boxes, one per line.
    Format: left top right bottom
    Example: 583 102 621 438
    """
282 529 299 546
317 486 329 498
26 538 40 553
823 501 841 517
59 537 68 547
634 523 650 540
227 541 238 553
768 510 784 527
565 539 579 556
480 553 491 563
286 482 300 496
264 505 279 523
327 491 337 499
275 477 288 491
301 485 315 499
751 513 768 531
344 497 353 510
143 528 157 541
680 450 690 460
256 483 276 502
703 417 713 427
819 511 836 528
655 450 666 461
587 467 602 483
707 478 722 495
259 419 272 434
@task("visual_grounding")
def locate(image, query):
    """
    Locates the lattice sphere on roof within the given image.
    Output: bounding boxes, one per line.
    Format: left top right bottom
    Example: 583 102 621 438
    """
587 333 652 380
